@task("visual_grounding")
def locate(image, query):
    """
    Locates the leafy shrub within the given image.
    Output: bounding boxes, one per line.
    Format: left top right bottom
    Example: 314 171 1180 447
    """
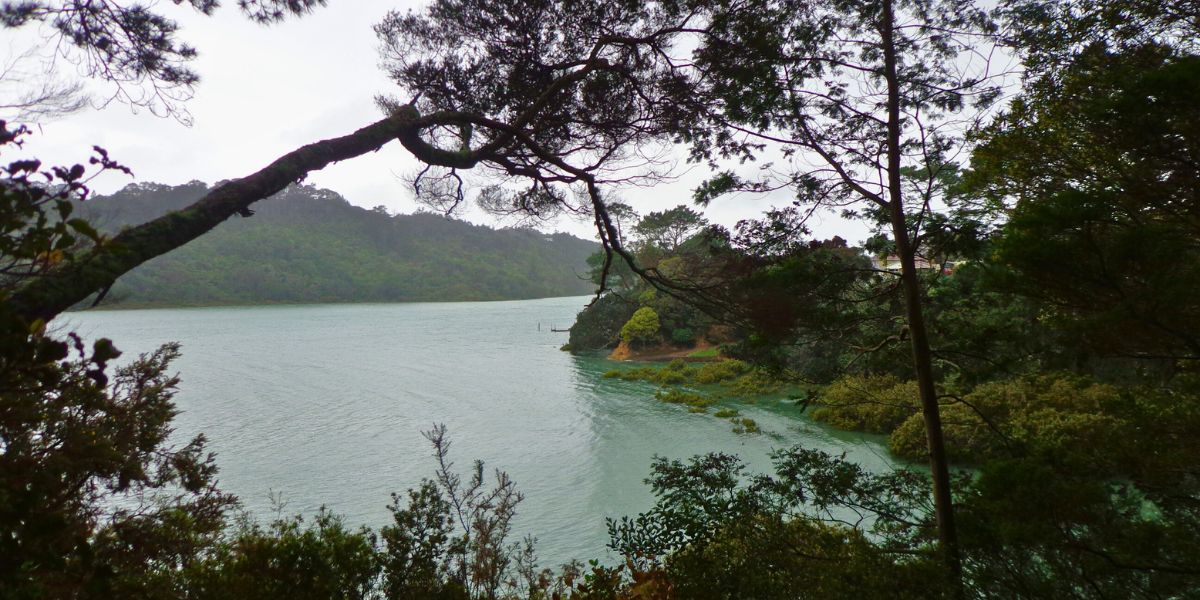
726 370 783 397
189 510 379 600
888 375 1127 464
811 375 919 433
694 359 751 384
567 292 637 352
604 366 658 382
671 328 696 345
606 363 698 385
655 369 690 385
637 288 658 305
655 389 716 408
620 307 661 346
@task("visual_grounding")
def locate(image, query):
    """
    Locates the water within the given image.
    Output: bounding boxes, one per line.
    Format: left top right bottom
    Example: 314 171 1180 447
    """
58 296 895 565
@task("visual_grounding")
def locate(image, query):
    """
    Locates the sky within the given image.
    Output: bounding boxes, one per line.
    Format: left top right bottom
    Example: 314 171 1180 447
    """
3 0 867 243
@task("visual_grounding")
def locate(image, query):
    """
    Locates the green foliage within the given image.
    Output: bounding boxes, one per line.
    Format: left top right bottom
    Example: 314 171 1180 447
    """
601 360 790 405
569 215 720 354
609 401 1200 597
77 183 599 307
619 306 661 346
654 368 689 385
187 510 378 600
693 359 750 384
0 333 236 598
694 362 734 385
0 123 126 295
810 375 920 434
608 451 953 599
970 49 1200 360
712 408 739 419
631 205 707 253
725 370 783 397
654 389 715 409
380 481 460 599
568 293 637 352
585 250 636 291
670 328 695 346
888 375 1138 465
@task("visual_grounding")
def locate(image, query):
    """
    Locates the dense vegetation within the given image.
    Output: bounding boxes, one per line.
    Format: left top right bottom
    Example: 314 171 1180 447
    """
3 0 1200 598
76 182 597 306
568 206 718 353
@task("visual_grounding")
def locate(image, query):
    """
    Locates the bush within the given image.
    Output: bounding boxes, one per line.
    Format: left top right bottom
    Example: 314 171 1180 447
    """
888 375 1127 464
810 375 919 433
620 307 661 346
655 369 690 385
671 328 696 345
567 292 637 352
726 370 783 397
189 510 379 600
656 389 716 408
694 359 750 384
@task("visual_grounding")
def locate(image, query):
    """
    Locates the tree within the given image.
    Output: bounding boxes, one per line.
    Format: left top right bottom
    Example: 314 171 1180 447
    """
0 334 236 597
606 200 640 245
620 306 662 346
665 0 1005 577
968 45 1200 361
0 47 88 123
6 0 698 322
0 0 330 121
632 205 708 253
5 0 1004 578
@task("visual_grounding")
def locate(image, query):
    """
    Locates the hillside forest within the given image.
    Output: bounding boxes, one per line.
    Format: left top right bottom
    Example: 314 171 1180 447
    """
75 182 598 306
2 0 1200 599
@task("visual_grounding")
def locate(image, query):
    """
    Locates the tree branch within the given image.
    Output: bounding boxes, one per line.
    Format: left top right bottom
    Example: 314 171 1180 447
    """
9 109 425 323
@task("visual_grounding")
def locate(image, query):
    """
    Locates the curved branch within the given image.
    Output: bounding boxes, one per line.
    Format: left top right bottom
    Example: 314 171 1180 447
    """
10 109 425 323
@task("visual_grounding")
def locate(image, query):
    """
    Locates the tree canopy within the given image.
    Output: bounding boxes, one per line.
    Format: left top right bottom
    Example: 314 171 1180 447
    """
5 0 1200 597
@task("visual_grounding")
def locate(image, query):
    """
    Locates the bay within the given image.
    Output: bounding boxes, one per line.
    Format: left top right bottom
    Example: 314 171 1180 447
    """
59 296 895 565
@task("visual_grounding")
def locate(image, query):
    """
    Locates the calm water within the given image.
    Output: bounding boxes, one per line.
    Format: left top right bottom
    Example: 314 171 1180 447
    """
59 296 894 565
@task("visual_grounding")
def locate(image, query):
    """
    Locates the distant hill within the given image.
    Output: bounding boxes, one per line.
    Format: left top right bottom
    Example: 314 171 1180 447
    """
76 181 600 307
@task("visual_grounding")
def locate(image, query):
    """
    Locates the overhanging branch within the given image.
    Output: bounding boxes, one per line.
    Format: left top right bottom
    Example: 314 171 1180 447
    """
10 109 429 323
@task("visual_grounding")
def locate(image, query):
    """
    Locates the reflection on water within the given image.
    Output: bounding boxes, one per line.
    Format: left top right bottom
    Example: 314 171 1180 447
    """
60 296 894 565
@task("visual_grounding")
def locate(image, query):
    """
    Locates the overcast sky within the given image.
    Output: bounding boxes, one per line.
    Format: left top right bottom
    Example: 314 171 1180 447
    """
4 0 867 242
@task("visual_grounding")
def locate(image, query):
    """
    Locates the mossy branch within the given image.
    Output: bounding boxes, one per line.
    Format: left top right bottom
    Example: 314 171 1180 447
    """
8 107 476 323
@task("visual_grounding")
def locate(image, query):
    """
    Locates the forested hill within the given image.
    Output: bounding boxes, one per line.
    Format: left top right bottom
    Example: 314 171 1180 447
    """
76 182 600 307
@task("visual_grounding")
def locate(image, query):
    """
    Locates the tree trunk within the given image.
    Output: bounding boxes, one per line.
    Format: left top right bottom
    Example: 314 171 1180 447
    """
880 0 963 584
8 109 441 324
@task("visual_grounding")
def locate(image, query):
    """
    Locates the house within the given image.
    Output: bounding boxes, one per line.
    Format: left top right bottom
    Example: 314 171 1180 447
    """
871 254 946 272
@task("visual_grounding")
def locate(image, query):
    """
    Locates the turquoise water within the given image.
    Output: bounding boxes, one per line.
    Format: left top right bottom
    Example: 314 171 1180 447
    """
59 296 895 565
